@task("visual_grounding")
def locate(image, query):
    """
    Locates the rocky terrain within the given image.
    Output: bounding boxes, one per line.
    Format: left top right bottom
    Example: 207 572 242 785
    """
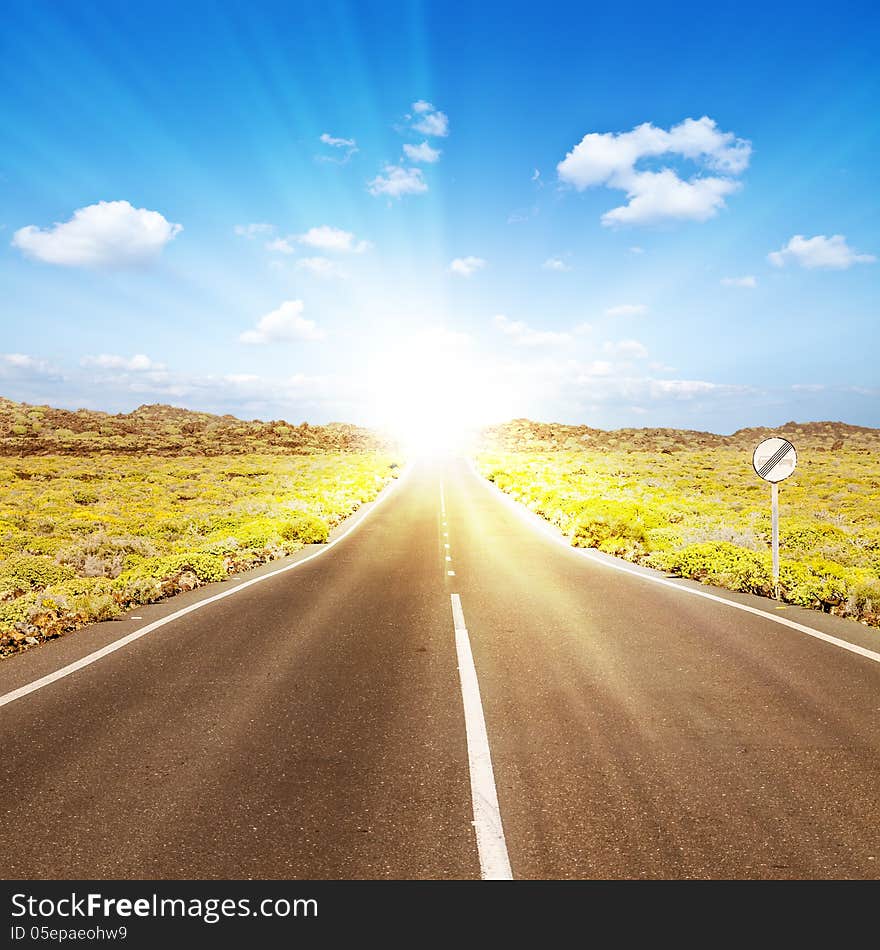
0 398 392 456
480 418 880 454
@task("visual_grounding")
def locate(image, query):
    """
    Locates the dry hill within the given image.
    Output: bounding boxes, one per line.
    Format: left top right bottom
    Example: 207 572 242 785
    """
0 398 391 456
480 418 880 454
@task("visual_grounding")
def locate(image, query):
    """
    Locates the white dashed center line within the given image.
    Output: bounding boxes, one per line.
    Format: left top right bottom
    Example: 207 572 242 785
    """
441 481 456 579
450 593 513 880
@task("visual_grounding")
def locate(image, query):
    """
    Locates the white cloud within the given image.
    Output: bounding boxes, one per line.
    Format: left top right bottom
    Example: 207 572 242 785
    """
368 165 428 198
558 116 750 188
0 353 64 396
720 275 757 287
605 303 648 317
568 370 745 404
414 113 449 137
531 169 541 182
494 314 571 346
265 237 296 254
234 222 275 239
403 141 442 163
318 132 358 164
1 353 56 375
543 257 570 272
603 338 649 359
81 354 163 372
647 378 719 398
410 101 449 137
297 225 369 253
62 364 349 416
556 116 750 226
767 234 875 270
295 256 344 278
320 133 357 150
156 370 340 405
629 246 645 254
239 300 325 344
602 171 740 227
4 354 39 368
265 226 370 255
849 385 880 397
449 256 487 277
13 200 182 267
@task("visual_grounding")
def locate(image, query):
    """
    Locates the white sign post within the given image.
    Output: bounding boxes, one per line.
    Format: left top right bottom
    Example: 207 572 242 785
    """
752 437 797 599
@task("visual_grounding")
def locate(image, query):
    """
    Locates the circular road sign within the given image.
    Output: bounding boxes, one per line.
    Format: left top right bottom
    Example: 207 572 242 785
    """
752 437 797 483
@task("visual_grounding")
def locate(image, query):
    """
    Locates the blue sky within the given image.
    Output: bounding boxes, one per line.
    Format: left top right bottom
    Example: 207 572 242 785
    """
1 0 878 434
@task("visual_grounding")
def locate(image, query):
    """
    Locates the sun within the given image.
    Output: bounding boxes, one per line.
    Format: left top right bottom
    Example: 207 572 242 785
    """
364 330 509 456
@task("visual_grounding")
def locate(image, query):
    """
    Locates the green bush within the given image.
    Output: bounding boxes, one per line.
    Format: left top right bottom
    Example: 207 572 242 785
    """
780 520 849 552
279 512 329 544
56 532 160 578
22 535 64 557
0 594 32 627
112 572 164 606
650 542 773 595
779 557 855 608
69 590 121 624
149 517 196 541
571 500 659 554
846 578 880 621
72 488 99 505
644 525 684 552
0 554 76 593
152 552 228 584
215 518 281 551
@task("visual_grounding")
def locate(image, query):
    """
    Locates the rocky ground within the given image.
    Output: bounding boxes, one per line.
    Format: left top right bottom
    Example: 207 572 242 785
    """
480 418 880 454
0 398 393 456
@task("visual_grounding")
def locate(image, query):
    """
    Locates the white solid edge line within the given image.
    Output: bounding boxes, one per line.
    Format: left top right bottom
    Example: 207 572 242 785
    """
451 593 513 881
0 465 412 711
467 458 880 666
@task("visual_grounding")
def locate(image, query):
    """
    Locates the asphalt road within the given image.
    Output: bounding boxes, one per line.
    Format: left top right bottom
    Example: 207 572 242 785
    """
1 458 878 879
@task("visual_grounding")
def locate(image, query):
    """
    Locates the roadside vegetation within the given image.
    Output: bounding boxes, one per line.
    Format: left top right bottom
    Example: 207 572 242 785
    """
477 420 880 629
0 399 399 657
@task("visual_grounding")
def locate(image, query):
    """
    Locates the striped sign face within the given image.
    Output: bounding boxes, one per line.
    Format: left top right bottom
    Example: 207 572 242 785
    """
752 437 797 483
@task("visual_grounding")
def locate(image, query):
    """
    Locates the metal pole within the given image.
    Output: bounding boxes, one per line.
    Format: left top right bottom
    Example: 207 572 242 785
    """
771 481 780 599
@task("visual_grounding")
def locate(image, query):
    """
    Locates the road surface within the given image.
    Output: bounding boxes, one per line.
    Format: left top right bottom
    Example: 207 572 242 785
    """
1 458 878 879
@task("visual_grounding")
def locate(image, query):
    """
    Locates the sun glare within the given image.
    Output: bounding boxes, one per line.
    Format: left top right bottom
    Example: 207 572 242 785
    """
366 332 507 456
